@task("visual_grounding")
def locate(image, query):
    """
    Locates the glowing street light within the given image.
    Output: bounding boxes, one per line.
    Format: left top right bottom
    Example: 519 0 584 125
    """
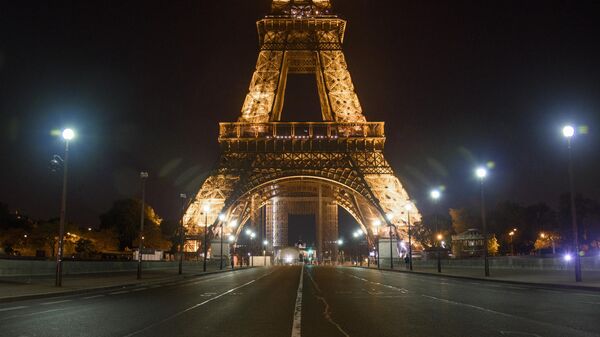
55 128 76 287
262 240 269 266
475 167 487 179
137 171 148 280
218 213 227 270
476 166 490 277
373 220 381 268
202 203 210 272
430 189 441 200
405 203 414 271
62 128 75 140
562 124 582 282
178 193 187 275
562 125 575 138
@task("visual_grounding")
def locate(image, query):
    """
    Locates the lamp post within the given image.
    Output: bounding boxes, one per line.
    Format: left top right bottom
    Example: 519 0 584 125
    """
563 125 582 282
508 228 517 256
229 220 237 268
246 230 256 266
386 213 395 270
263 240 268 266
137 171 148 280
228 234 235 269
373 220 380 268
430 189 441 273
476 167 490 277
436 233 443 273
178 193 187 275
55 128 74 287
337 239 344 264
405 203 414 271
218 213 226 270
202 204 210 272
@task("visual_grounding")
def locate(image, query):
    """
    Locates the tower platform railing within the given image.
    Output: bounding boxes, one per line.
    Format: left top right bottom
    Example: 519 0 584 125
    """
219 122 384 140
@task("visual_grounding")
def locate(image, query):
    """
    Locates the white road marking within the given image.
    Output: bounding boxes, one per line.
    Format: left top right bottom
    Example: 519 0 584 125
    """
500 331 542 337
0 306 27 312
41 299 71 305
291 264 304 337
121 270 274 337
0 308 67 321
131 288 147 292
109 290 129 295
82 294 105 299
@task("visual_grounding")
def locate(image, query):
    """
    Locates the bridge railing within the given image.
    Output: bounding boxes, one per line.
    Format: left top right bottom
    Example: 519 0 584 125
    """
219 122 385 140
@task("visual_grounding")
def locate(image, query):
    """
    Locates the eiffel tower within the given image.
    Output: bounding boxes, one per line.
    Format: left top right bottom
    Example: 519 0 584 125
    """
183 0 421 262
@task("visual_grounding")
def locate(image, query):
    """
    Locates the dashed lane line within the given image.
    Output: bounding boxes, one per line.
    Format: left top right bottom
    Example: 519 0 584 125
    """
121 270 275 337
109 290 130 295
290 265 304 337
0 306 27 312
40 299 71 305
82 295 105 300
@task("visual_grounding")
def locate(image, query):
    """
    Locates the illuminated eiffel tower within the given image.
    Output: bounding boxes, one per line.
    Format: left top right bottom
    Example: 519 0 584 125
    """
184 0 420 262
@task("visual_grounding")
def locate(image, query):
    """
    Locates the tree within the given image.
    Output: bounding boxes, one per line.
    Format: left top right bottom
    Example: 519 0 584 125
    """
75 238 95 259
410 222 434 250
559 193 600 251
30 218 59 257
160 219 183 254
534 231 560 253
490 201 526 255
449 208 478 234
488 235 500 256
100 199 170 251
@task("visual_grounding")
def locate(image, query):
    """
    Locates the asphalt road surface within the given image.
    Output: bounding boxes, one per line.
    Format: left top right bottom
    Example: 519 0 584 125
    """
1 266 599 337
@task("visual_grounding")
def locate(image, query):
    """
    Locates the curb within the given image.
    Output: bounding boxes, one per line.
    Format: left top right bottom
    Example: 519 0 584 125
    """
356 266 600 292
0 267 255 303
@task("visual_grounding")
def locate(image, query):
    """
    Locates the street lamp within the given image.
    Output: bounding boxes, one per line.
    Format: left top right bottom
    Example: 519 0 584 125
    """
246 230 256 267
430 189 442 273
373 220 381 268
55 128 75 287
228 233 236 269
436 233 443 273
263 239 268 266
540 232 556 254
385 214 396 270
137 171 148 280
475 166 489 277
179 193 187 275
202 203 210 272
218 213 226 270
404 203 414 271
563 124 582 282
508 228 517 256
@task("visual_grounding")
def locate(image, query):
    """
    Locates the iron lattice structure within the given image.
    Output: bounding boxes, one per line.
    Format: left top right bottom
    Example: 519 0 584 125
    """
184 0 421 258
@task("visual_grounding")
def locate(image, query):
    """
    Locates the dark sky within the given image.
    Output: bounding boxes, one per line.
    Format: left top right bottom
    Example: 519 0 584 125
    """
1 0 599 227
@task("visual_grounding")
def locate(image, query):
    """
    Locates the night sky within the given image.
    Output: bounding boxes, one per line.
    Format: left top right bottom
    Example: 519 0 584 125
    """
1 0 599 228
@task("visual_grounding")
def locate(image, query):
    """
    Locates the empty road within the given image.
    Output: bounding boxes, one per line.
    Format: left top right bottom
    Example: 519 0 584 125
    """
1 266 599 337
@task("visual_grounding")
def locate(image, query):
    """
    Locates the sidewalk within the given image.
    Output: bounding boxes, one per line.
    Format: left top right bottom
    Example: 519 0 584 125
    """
364 264 600 291
0 264 247 302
